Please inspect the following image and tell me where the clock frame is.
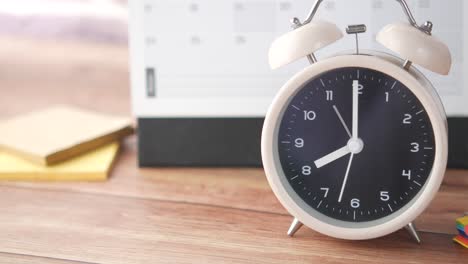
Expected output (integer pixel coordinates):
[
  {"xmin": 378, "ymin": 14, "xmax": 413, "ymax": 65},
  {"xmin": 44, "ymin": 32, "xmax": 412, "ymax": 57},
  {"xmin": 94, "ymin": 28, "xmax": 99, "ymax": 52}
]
[{"xmin": 262, "ymin": 54, "xmax": 447, "ymax": 240}]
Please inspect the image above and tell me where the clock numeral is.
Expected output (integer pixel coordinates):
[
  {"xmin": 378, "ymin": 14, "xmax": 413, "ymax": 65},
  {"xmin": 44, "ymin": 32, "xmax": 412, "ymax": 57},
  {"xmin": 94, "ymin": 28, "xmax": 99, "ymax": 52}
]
[
  {"xmin": 403, "ymin": 114, "xmax": 412, "ymax": 124},
  {"xmin": 303, "ymin": 111, "xmax": 317, "ymax": 121},
  {"xmin": 351, "ymin": 198, "xmax": 360, "ymax": 208},
  {"xmin": 410, "ymin": 142, "xmax": 419, "ymax": 153},
  {"xmin": 380, "ymin": 191, "xmax": 390, "ymax": 201},
  {"xmin": 357, "ymin": 83, "xmax": 364, "ymax": 95},
  {"xmin": 385, "ymin": 92, "xmax": 389, "ymax": 103},
  {"xmin": 320, "ymin": 187, "xmax": 329, "ymax": 198},
  {"xmin": 326, "ymin": 90, "xmax": 334, "ymax": 101},
  {"xmin": 402, "ymin": 169, "xmax": 412, "ymax": 180},
  {"xmin": 294, "ymin": 138, "xmax": 304, "ymax": 148},
  {"xmin": 302, "ymin": 166, "xmax": 312, "ymax": 176}
]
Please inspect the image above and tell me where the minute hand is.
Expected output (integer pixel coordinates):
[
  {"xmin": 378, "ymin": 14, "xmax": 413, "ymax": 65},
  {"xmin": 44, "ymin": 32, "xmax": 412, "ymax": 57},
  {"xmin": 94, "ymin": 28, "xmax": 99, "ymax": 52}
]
[{"xmin": 352, "ymin": 80, "xmax": 360, "ymax": 139}]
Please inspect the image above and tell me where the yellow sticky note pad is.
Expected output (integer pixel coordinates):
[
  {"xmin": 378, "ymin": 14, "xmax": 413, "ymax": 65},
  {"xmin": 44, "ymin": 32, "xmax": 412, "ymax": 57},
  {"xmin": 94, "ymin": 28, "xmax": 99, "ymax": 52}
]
[
  {"xmin": 0, "ymin": 106, "xmax": 133, "ymax": 165},
  {"xmin": 0, "ymin": 142, "xmax": 120, "ymax": 181}
]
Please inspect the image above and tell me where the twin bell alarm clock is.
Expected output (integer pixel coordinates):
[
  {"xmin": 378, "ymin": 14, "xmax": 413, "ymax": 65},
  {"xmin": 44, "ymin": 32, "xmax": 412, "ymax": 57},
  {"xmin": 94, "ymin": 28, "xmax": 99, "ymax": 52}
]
[{"xmin": 262, "ymin": 0, "xmax": 452, "ymax": 242}]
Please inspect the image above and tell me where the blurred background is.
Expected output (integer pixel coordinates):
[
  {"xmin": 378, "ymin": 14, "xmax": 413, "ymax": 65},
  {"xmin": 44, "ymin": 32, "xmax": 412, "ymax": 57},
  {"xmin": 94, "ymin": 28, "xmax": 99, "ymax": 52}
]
[{"xmin": 0, "ymin": 0, "xmax": 130, "ymax": 117}]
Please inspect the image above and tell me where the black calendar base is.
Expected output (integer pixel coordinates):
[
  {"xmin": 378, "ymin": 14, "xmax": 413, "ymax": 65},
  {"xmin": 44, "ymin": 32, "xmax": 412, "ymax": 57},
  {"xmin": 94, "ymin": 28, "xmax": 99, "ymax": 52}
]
[
  {"xmin": 448, "ymin": 118, "xmax": 468, "ymax": 169},
  {"xmin": 137, "ymin": 118, "xmax": 263, "ymax": 167},
  {"xmin": 137, "ymin": 117, "xmax": 468, "ymax": 169}
]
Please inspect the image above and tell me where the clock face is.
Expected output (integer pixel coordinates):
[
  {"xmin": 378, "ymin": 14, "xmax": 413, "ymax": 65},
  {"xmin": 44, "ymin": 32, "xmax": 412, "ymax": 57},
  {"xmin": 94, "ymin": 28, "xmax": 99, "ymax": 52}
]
[{"xmin": 277, "ymin": 67, "xmax": 436, "ymax": 223}]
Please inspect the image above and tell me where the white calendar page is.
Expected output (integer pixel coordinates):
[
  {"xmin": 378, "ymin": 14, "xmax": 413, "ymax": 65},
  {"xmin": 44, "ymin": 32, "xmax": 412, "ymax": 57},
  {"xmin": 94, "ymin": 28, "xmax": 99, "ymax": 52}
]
[{"xmin": 129, "ymin": 0, "xmax": 467, "ymax": 118}]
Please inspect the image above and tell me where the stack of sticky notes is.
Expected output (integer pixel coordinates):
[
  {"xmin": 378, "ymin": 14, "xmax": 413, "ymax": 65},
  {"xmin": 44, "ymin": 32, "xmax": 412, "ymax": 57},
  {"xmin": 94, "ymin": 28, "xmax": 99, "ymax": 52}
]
[
  {"xmin": 454, "ymin": 215, "xmax": 468, "ymax": 248},
  {"xmin": 0, "ymin": 106, "xmax": 134, "ymax": 181}
]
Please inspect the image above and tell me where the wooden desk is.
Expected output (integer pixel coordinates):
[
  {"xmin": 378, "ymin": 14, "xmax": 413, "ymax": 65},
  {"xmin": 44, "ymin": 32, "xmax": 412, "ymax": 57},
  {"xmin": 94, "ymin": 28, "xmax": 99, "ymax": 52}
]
[{"xmin": 0, "ymin": 36, "xmax": 467, "ymax": 263}]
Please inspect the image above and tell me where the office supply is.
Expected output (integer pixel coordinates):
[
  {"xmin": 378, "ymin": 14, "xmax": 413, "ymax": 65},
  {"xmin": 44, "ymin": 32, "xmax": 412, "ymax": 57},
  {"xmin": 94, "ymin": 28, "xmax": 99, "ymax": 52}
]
[
  {"xmin": 454, "ymin": 216, "xmax": 468, "ymax": 248},
  {"xmin": 454, "ymin": 235, "xmax": 468, "ymax": 248},
  {"xmin": 0, "ymin": 105, "xmax": 133, "ymax": 165},
  {"xmin": 0, "ymin": 142, "xmax": 120, "ymax": 181},
  {"xmin": 129, "ymin": 0, "xmax": 467, "ymax": 167},
  {"xmin": 457, "ymin": 216, "xmax": 468, "ymax": 232}
]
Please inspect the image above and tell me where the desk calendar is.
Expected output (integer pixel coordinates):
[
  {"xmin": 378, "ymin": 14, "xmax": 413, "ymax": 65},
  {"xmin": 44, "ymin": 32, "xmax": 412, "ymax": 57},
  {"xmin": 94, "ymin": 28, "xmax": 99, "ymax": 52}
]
[
  {"xmin": 129, "ymin": 0, "xmax": 466, "ymax": 117},
  {"xmin": 129, "ymin": 0, "xmax": 468, "ymax": 167}
]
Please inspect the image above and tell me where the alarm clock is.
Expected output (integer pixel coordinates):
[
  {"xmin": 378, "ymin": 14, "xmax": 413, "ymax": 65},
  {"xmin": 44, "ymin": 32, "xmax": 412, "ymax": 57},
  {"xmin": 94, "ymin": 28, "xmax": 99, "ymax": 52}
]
[{"xmin": 262, "ymin": 0, "xmax": 452, "ymax": 242}]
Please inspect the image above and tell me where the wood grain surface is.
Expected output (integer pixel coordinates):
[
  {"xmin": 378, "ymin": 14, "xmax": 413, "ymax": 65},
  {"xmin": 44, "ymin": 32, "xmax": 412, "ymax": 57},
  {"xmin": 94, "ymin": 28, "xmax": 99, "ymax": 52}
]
[{"xmin": 0, "ymin": 35, "xmax": 467, "ymax": 263}]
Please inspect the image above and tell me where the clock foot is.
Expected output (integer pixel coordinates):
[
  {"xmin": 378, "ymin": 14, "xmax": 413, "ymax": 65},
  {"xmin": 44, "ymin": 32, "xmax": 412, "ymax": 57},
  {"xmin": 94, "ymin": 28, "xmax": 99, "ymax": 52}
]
[
  {"xmin": 405, "ymin": 222, "xmax": 421, "ymax": 244},
  {"xmin": 287, "ymin": 218, "xmax": 303, "ymax": 237}
]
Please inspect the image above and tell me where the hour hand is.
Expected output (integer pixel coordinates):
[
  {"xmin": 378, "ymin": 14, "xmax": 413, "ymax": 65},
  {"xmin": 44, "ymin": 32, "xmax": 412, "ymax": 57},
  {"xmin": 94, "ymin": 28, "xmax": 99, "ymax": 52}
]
[{"xmin": 314, "ymin": 145, "xmax": 351, "ymax": 169}]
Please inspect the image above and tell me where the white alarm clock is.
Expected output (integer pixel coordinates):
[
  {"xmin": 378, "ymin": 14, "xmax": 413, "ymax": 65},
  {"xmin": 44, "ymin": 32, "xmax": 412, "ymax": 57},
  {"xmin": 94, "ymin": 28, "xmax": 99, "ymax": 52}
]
[{"xmin": 262, "ymin": 0, "xmax": 451, "ymax": 242}]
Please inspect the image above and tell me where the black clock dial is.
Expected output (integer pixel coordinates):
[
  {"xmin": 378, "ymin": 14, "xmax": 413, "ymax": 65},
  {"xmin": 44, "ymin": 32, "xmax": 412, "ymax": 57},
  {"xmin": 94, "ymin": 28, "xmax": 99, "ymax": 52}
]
[{"xmin": 277, "ymin": 67, "xmax": 435, "ymax": 222}]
